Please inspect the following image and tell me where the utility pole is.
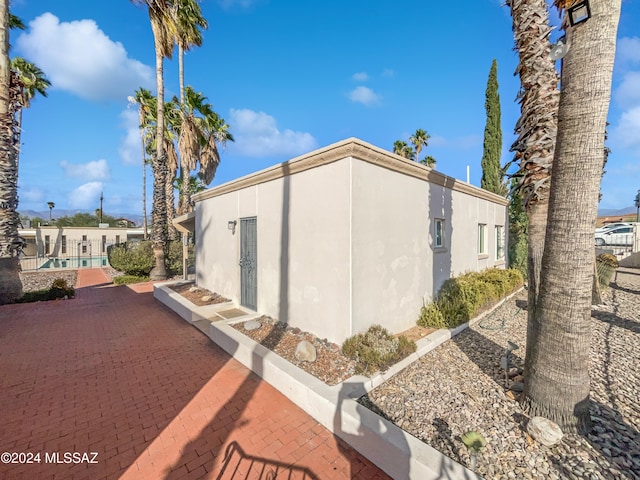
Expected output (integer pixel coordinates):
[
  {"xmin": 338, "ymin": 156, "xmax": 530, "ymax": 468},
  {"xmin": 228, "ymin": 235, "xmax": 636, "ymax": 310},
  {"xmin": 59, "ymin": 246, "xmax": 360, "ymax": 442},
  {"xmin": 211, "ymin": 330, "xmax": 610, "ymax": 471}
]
[{"xmin": 99, "ymin": 192, "xmax": 103, "ymax": 224}]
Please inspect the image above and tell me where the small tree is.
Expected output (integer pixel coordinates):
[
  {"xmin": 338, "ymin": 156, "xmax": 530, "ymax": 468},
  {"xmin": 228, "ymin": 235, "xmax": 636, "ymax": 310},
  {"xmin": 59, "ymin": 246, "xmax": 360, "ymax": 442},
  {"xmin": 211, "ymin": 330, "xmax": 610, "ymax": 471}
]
[{"xmin": 480, "ymin": 59, "xmax": 506, "ymax": 196}]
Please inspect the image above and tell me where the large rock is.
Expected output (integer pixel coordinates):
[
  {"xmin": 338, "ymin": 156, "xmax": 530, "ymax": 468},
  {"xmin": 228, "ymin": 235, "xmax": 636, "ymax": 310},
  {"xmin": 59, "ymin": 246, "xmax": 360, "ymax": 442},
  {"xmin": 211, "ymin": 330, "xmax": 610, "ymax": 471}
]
[
  {"xmin": 527, "ymin": 416, "xmax": 563, "ymax": 446},
  {"xmin": 244, "ymin": 319, "xmax": 261, "ymax": 331},
  {"xmin": 295, "ymin": 340, "xmax": 317, "ymax": 363}
]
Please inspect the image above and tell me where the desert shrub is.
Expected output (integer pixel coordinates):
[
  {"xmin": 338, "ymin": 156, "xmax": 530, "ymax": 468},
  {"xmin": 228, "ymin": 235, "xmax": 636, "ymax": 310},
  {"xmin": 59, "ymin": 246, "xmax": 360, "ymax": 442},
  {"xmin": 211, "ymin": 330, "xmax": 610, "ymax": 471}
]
[
  {"xmin": 113, "ymin": 275, "xmax": 149, "ymax": 285},
  {"xmin": 417, "ymin": 268, "xmax": 524, "ymax": 329},
  {"xmin": 597, "ymin": 253, "xmax": 619, "ymax": 269},
  {"xmin": 108, "ymin": 240, "xmax": 187, "ymax": 277},
  {"xmin": 342, "ymin": 325, "xmax": 417, "ymax": 376},
  {"xmin": 596, "ymin": 253, "xmax": 619, "ymax": 289},
  {"xmin": 107, "ymin": 241, "xmax": 154, "ymax": 276},
  {"xmin": 17, "ymin": 278, "xmax": 75, "ymax": 303},
  {"xmin": 166, "ymin": 240, "xmax": 184, "ymax": 277},
  {"xmin": 418, "ymin": 301, "xmax": 447, "ymax": 329}
]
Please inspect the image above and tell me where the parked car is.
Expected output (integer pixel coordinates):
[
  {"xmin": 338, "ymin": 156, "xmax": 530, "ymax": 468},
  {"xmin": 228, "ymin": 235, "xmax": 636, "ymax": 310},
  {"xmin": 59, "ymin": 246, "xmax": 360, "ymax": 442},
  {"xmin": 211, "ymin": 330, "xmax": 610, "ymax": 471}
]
[
  {"xmin": 594, "ymin": 225, "xmax": 635, "ymax": 246},
  {"xmin": 595, "ymin": 222, "xmax": 632, "ymax": 233}
]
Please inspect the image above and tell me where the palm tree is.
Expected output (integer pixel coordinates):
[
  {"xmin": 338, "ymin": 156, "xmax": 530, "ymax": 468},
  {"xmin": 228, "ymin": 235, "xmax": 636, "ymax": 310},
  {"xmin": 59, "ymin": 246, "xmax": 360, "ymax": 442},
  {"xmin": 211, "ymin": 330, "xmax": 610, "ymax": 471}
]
[
  {"xmin": 171, "ymin": 86, "xmax": 232, "ymax": 215},
  {"xmin": 11, "ymin": 57, "xmax": 50, "ymax": 174},
  {"xmin": 174, "ymin": 174, "xmax": 205, "ymax": 212},
  {"xmin": 420, "ymin": 156, "xmax": 436, "ymax": 168},
  {"xmin": 0, "ymin": 0, "xmax": 23, "ymax": 303},
  {"xmin": 172, "ymin": 0, "xmax": 207, "ymax": 104},
  {"xmin": 47, "ymin": 201, "xmax": 55, "ymax": 223},
  {"xmin": 132, "ymin": 0, "xmax": 176, "ymax": 280},
  {"xmin": 409, "ymin": 129, "xmax": 430, "ymax": 163},
  {"xmin": 521, "ymin": 0, "xmax": 622, "ymax": 433},
  {"xmin": 506, "ymin": 0, "xmax": 559, "ymax": 307},
  {"xmin": 128, "ymin": 88, "xmax": 155, "ymax": 240},
  {"xmin": 392, "ymin": 140, "xmax": 415, "ymax": 160}
]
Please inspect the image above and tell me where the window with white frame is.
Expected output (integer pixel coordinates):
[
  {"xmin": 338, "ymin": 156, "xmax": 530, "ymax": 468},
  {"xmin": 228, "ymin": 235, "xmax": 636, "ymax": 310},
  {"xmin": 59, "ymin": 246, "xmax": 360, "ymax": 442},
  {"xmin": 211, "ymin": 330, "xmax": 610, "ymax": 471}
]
[
  {"xmin": 495, "ymin": 225, "xmax": 505, "ymax": 260},
  {"xmin": 434, "ymin": 218, "xmax": 445, "ymax": 248},
  {"xmin": 478, "ymin": 224, "xmax": 487, "ymax": 255}
]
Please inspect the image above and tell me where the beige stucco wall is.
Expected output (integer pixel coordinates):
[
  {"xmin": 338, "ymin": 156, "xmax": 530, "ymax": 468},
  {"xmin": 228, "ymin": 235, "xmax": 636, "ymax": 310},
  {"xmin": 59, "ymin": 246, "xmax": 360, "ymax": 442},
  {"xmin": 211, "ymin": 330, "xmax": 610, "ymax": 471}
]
[
  {"xmin": 194, "ymin": 138, "xmax": 509, "ymax": 345},
  {"xmin": 19, "ymin": 226, "xmax": 133, "ymax": 257},
  {"xmin": 350, "ymin": 159, "xmax": 508, "ymax": 337},
  {"xmin": 196, "ymin": 160, "xmax": 352, "ymax": 343}
]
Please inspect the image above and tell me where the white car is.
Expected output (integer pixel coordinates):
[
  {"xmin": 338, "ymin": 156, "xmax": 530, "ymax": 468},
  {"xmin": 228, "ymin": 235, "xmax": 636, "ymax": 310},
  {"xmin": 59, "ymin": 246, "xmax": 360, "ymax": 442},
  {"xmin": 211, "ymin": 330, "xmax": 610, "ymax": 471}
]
[
  {"xmin": 595, "ymin": 222, "xmax": 631, "ymax": 233},
  {"xmin": 594, "ymin": 225, "xmax": 635, "ymax": 246}
]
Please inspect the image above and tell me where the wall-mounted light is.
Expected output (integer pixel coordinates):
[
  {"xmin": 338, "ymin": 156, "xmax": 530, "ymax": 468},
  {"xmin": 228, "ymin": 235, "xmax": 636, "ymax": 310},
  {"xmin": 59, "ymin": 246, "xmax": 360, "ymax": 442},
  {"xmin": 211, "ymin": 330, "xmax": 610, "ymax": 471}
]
[
  {"xmin": 568, "ymin": 0, "xmax": 591, "ymax": 26},
  {"xmin": 227, "ymin": 220, "xmax": 237, "ymax": 234}
]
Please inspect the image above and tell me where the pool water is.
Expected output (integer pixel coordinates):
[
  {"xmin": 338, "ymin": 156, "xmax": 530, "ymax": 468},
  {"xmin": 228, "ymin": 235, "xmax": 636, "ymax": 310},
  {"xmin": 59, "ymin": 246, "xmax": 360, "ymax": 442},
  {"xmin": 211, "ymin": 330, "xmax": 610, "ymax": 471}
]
[{"xmin": 39, "ymin": 257, "xmax": 109, "ymax": 269}]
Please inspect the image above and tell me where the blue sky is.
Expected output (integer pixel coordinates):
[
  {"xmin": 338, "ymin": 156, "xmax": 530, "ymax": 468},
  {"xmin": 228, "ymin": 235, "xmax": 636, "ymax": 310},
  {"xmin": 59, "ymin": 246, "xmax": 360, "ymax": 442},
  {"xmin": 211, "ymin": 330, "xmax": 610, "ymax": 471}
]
[{"xmin": 9, "ymin": 0, "xmax": 640, "ymax": 216}]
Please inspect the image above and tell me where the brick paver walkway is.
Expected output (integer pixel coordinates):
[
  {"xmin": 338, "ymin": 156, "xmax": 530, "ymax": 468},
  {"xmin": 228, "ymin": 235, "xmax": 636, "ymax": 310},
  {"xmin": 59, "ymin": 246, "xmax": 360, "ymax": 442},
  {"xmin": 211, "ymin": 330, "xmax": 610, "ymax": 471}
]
[{"xmin": 0, "ymin": 269, "xmax": 389, "ymax": 480}]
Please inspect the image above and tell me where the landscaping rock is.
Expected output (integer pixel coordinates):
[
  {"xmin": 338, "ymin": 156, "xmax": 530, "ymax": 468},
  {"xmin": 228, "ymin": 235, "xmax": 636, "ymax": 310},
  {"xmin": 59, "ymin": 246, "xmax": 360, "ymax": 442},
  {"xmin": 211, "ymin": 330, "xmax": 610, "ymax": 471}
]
[
  {"xmin": 201, "ymin": 295, "xmax": 212, "ymax": 302},
  {"xmin": 295, "ymin": 340, "xmax": 317, "ymax": 363},
  {"xmin": 244, "ymin": 319, "xmax": 261, "ymax": 331},
  {"xmin": 189, "ymin": 286, "xmax": 199, "ymax": 293},
  {"xmin": 510, "ymin": 381, "xmax": 524, "ymax": 392},
  {"xmin": 527, "ymin": 416, "xmax": 563, "ymax": 447}
]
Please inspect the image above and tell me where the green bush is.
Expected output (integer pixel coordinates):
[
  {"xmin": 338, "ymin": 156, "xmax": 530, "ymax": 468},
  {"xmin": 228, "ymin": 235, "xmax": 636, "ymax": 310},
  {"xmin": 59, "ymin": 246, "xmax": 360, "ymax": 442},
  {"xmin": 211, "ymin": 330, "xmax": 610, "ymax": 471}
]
[
  {"xmin": 108, "ymin": 240, "xmax": 188, "ymax": 277},
  {"xmin": 342, "ymin": 325, "xmax": 417, "ymax": 376},
  {"xmin": 17, "ymin": 278, "xmax": 75, "ymax": 303},
  {"xmin": 113, "ymin": 275, "xmax": 149, "ymax": 285},
  {"xmin": 596, "ymin": 253, "xmax": 619, "ymax": 289},
  {"xmin": 417, "ymin": 268, "xmax": 524, "ymax": 329}
]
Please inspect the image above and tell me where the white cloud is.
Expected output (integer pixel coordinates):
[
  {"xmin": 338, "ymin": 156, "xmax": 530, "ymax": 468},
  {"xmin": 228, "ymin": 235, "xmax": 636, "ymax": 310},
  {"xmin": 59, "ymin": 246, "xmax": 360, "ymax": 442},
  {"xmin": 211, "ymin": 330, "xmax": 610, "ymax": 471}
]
[
  {"xmin": 615, "ymin": 71, "xmax": 640, "ymax": 105},
  {"xmin": 68, "ymin": 182, "xmax": 104, "ymax": 209},
  {"xmin": 15, "ymin": 13, "xmax": 153, "ymax": 101},
  {"xmin": 616, "ymin": 37, "xmax": 640, "ymax": 66},
  {"xmin": 119, "ymin": 109, "xmax": 142, "ymax": 166},
  {"xmin": 20, "ymin": 187, "xmax": 44, "ymax": 203},
  {"xmin": 382, "ymin": 68, "xmax": 395, "ymax": 77},
  {"xmin": 348, "ymin": 86, "xmax": 381, "ymax": 106},
  {"xmin": 611, "ymin": 105, "xmax": 640, "ymax": 153},
  {"xmin": 352, "ymin": 72, "xmax": 369, "ymax": 82},
  {"xmin": 228, "ymin": 108, "xmax": 318, "ymax": 158},
  {"xmin": 60, "ymin": 159, "xmax": 111, "ymax": 181}
]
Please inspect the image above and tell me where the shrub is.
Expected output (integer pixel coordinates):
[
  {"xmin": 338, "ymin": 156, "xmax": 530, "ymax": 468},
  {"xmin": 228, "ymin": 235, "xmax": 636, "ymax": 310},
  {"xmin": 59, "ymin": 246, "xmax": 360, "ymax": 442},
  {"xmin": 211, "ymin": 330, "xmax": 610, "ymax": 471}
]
[
  {"xmin": 417, "ymin": 268, "xmax": 524, "ymax": 329},
  {"xmin": 17, "ymin": 278, "xmax": 75, "ymax": 303},
  {"xmin": 108, "ymin": 240, "xmax": 187, "ymax": 277},
  {"xmin": 107, "ymin": 241, "xmax": 155, "ymax": 277},
  {"xmin": 418, "ymin": 301, "xmax": 447, "ymax": 329},
  {"xmin": 596, "ymin": 253, "xmax": 619, "ymax": 289},
  {"xmin": 342, "ymin": 325, "xmax": 417, "ymax": 376},
  {"xmin": 113, "ymin": 275, "xmax": 149, "ymax": 285}
]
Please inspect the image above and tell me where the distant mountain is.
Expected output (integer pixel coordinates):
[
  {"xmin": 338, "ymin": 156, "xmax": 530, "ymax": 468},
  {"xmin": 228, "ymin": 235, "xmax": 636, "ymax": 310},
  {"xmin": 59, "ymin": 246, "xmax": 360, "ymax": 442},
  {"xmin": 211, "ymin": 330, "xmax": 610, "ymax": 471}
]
[
  {"xmin": 598, "ymin": 206, "xmax": 636, "ymax": 217},
  {"xmin": 19, "ymin": 210, "xmax": 145, "ymax": 227}
]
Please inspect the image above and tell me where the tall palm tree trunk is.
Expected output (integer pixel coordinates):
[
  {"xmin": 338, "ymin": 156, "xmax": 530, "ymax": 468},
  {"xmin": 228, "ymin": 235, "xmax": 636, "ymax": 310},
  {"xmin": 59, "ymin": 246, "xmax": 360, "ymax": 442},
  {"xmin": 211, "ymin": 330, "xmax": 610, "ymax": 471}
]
[
  {"xmin": 149, "ymin": 28, "xmax": 168, "ymax": 280},
  {"xmin": 0, "ymin": 0, "xmax": 23, "ymax": 303},
  {"xmin": 140, "ymin": 130, "xmax": 148, "ymax": 240},
  {"xmin": 523, "ymin": 0, "xmax": 621, "ymax": 433}
]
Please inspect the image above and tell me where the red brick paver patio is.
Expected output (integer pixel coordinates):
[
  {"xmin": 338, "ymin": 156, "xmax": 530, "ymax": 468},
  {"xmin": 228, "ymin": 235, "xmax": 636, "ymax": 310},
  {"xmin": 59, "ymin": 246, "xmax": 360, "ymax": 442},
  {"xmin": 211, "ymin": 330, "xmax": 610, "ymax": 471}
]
[{"xmin": 0, "ymin": 269, "xmax": 389, "ymax": 480}]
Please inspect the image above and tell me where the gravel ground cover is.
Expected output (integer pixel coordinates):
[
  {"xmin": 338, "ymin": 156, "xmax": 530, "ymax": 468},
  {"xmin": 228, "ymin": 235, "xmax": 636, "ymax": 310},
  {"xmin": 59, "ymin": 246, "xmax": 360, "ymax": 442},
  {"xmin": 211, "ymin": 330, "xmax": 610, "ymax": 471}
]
[
  {"xmin": 232, "ymin": 316, "xmax": 357, "ymax": 386},
  {"xmin": 361, "ymin": 269, "xmax": 640, "ymax": 480},
  {"xmin": 19, "ymin": 270, "xmax": 78, "ymax": 293}
]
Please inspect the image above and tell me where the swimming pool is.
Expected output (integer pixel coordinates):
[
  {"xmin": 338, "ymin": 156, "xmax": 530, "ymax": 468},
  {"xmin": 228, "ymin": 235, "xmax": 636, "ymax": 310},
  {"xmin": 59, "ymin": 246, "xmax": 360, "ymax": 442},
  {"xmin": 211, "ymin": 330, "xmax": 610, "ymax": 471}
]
[{"xmin": 39, "ymin": 256, "xmax": 110, "ymax": 269}]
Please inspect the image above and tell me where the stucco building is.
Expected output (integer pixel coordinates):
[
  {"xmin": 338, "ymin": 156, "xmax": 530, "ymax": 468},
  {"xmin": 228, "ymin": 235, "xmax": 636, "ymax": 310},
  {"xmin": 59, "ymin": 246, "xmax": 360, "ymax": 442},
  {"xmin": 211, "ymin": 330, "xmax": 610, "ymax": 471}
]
[{"xmin": 189, "ymin": 138, "xmax": 509, "ymax": 344}]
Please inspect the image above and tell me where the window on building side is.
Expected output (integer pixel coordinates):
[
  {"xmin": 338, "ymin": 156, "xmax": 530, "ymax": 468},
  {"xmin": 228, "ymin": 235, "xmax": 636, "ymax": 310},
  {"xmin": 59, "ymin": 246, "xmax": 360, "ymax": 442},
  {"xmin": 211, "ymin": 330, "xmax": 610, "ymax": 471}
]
[
  {"xmin": 496, "ymin": 225, "xmax": 505, "ymax": 260},
  {"xmin": 61, "ymin": 235, "xmax": 66, "ymax": 254},
  {"xmin": 478, "ymin": 224, "xmax": 487, "ymax": 255},
  {"xmin": 434, "ymin": 219, "xmax": 444, "ymax": 248}
]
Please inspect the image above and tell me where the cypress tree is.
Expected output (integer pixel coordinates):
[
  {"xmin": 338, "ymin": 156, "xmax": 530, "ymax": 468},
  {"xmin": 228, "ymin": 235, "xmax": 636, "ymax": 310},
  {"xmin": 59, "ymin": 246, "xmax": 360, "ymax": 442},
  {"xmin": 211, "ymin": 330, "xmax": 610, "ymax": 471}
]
[{"xmin": 480, "ymin": 59, "xmax": 506, "ymax": 195}]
